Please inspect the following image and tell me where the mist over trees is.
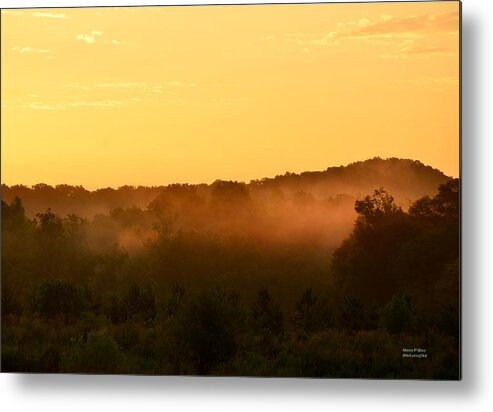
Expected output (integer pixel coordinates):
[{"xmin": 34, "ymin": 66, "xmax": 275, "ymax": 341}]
[
  {"xmin": 2, "ymin": 157, "xmax": 448, "ymax": 215},
  {"xmin": 1, "ymin": 158, "xmax": 450, "ymax": 252},
  {"xmin": 1, "ymin": 158, "xmax": 459, "ymax": 378}
]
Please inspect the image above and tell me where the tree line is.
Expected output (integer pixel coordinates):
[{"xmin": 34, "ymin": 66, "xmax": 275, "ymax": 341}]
[{"xmin": 1, "ymin": 178, "xmax": 459, "ymax": 378}]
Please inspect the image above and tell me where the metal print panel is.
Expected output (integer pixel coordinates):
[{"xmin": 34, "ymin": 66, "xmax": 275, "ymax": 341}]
[{"xmin": 0, "ymin": 1, "xmax": 460, "ymax": 379}]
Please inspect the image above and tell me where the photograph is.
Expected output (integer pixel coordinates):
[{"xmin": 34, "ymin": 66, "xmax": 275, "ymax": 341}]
[{"xmin": 1, "ymin": 0, "xmax": 460, "ymax": 379}]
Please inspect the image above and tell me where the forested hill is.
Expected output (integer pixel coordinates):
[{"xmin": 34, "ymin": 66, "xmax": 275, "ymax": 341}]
[
  {"xmin": 1, "ymin": 157, "xmax": 450, "ymax": 219},
  {"xmin": 251, "ymin": 157, "xmax": 450, "ymax": 203}
]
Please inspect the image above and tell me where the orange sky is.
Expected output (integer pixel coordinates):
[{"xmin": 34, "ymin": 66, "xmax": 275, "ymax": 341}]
[{"xmin": 1, "ymin": 1, "xmax": 460, "ymax": 189}]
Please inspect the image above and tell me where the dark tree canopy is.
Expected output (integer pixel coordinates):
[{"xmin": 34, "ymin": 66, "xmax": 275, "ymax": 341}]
[
  {"xmin": 1, "ymin": 171, "xmax": 459, "ymax": 378},
  {"xmin": 331, "ymin": 179, "xmax": 459, "ymax": 308}
]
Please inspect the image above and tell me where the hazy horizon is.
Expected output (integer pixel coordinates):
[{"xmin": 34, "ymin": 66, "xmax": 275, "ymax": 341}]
[{"xmin": 1, "ymin": 156, "xmax": 455, "ymax": 191}]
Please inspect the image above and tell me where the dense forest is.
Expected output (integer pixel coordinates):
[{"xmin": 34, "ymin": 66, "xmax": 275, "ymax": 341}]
[{"xmin": 1, "ymin": 158, "xmax": 460, "ymax": 378}]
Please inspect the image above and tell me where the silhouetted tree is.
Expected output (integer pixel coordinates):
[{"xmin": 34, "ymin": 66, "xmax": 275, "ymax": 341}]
[
  {"xmin": 1, "ymin": 197, "xmax": 26, "ymax": 230},
  {"xmin": 332, "ymin": 188, "xmax": 416, "ymax": 303},
  {"xmin": 102, "ymin": 291, "xmax": 128, "ymax": 324},
  {"xmin": 378, "ymin": 294, "xmax": 413, "ymax": 334},
  {"xmin": 172, "ymin": 288, "xmax": 241, "ymax": 374},
  {"xmin": 339, "ymin": 296, "xmax": 366, "ymax": 332},
  {"xmin": 31, "ymin": 279, "xmax": 91, "ymax": 321},
  {"xmin": 62, "ymin": 330, "xmax": 123, "ymax": 374},
  {"xmin": 291, "ymin": 288, "xmax": 330, "ymax": 338},
  {"xmin": 251, "ymin": 287, "xmax": 283, "ymax": 336},
  {"xmin": 125, "ymin": 283, "xmax": 157, "ymax": 322},
  {"xmin": 1, "ymin": 284, "xmax": 21, "ymax": 317},
  {"xmin": 164, "ymin": 284, "xmax": 186, "ymax": 317}
]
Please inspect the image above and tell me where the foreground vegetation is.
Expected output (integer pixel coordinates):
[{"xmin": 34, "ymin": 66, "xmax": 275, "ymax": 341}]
[{"xmin": 1, "ymin": 174, "xmax": 459, "ymax": 378}]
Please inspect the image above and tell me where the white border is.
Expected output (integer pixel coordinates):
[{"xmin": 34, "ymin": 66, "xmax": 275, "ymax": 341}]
[{"xmin": 2, "ymin": 1, "xmax": 493, "ymax": 411}]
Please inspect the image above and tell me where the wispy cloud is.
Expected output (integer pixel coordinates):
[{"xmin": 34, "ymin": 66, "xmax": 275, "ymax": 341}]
[
  {"xmin": 32, "ymin": 12, "xmax": 68, "ymax": 19},
  {"xmin": 350, "ymin": 11, "xmax": 458, "ymax": 39},
  {"xmin": 76, "ymin": 30, "xmax": 103, "ymax": 44},
  {"xmin": 380, "ymin": 45, "xmax": 454, "ymax": 59},
  {"xmin": 68, "ymin": 98, "xmax": 141, "ymax": 108},
  {"xmin": 104, "ymin": 39, "xmax": 135, "ymax": 46},
  {"xmin": 12, "ymin": 46, "xmax": 50, "ymax": 54},
  {"xmin": 270, "ymin": 10, "xmax": 458, "ymax": 59},
  {"xmin": 64, "ymin": 81, "xmax": 197, "ymax": 96},
  {"xmin": 75, "ymin": 31, "xmax": 134, "ymax": 46},
  {"xmin": 1, "ymin": 10, "xmax": 24, "ymax": 16},
  {"xmin": 96, "ymin": 83, "xmax": 142, "ymax": 88},
  {"xmin": 27, "ymin": 101, "xmax": 64, "ymax": 111},
  {"xmin": 12, "ymin": 80, "xmax": 202, "ymax": 111},
  {"xmin": 26, "ymin": 98, "xmax": 142, "ymax": 111},
  {"xmin": 96, "ymin": 82, "xmax": 163, "ymax": 93},
  {"xmin": 168, "ymin": 81, "xmax": 197, "ymax": 88}
]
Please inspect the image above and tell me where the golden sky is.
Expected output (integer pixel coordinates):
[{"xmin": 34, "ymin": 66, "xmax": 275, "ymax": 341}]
[{"xmin": 1, "ymin": 1, "xmax": 460, "ymax": 189}]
